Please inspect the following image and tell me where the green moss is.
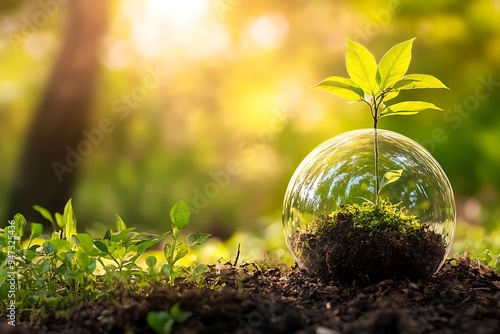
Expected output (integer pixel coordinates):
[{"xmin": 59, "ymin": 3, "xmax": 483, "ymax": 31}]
[{"xmin": 332, "ymin": 199, "xmax": 420, "ymax": 236}]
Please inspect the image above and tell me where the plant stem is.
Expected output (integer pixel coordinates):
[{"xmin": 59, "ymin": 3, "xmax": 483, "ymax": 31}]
[
  {"xmin": 373, "ymin": 108, "xmax": 380, "ymax": 208},
  {"xmin": 169, "ymin": 230, "xmax": 178, "ymax": 266},
  {"xmin": 374, "ymin": 125, "xmax": 380, "ymax": 207}
]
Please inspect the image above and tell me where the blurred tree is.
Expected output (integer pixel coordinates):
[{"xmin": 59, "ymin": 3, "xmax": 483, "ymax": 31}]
[{"xmin": 8, "ymin": 0, "xmax": 108, "ymax": 225}]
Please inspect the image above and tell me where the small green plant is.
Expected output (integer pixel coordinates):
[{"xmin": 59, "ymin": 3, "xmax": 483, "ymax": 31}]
[
  {"xmin": 315, "ymin": 38, "xmax": 448, "ymax": 207},
  {"xmin": 162, "ymin": 200, "xmax": 211, "ymax": 285},
  {"xmin": 147, "ymin": 303, "xmax": 192, "ymax": 334},
  {"xmin": 0, "ymin": 199, "xmax": 210, "ymax": 319},
  {"xmin": 284, "ymin": 38, "xmax": 454, "ymax": 284}
]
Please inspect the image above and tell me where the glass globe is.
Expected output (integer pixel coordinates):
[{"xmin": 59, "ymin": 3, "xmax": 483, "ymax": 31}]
[{"xmin": 283, "ymin": 129, "xmax": 456, "ymax": 282}]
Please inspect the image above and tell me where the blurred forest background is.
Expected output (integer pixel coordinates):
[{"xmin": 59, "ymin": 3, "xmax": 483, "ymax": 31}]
[{"xmin": 1, "ymin": 0, "xmax": 499, "ymax": 257}]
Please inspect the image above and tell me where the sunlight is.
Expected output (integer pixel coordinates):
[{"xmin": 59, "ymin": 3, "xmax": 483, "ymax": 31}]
[
  {"xmin": 243, "ymin": 14, "xmax": 289, "ymax": 52},
  {"xmin": 143, "ymin": 0, "xmax": 209, "ymax": 26},
  {"xmin": 117, "ymin": 0, "xmax": 228, "ymax": 60}
]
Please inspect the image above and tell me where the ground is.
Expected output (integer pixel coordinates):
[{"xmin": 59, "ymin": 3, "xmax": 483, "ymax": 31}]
[{"xmin": 3, "ymin": 254, "xmax": 499, "ymax": 334}]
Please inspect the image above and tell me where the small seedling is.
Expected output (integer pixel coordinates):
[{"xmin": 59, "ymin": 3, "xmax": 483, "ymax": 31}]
[
  {"xmin": 147, "ymin": 303, "xmax": 192, "ymax": 334},
  {"xmin": 162, "ymin": 200, "xmax": 211, "ymax": 285},
  {"xmin": 315, "ymin": 38, "xmax": 448, "ymax": 206},
  {"xmin": 285, "ymin": 38, "xmax": 453, "ymax": 284}
]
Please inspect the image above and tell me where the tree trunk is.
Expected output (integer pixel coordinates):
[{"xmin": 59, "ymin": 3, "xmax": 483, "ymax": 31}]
[{"xmin": 8, "ymin": 0, "xmax": 108, "ymax": 224}]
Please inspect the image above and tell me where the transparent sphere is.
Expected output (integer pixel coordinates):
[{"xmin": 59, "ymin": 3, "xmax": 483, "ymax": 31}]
[{"xmin": 283, "ymin": 129, "xmax": 456, "ymax": 282}]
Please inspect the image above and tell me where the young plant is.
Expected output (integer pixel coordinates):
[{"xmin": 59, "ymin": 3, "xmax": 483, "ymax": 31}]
[
  {"xmin": 147, "ymin": 303, "xmax": 192, "ymax": 334},
  {"xmin": 162, "ymin": 200, "xmax": 211, "ymax": 285},
  {"xmin": 315, "ymin": 38, "xmax": 448, "ymax": 207},
  {"xmin": 93, "ymin": 213, "xmax": 169, "ymax": 284}
]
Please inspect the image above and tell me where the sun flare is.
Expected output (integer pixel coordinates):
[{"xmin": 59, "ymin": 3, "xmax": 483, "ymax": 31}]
[{"xmin": 144, "ymin": 0, "xmax": 209, "ymax": 26}]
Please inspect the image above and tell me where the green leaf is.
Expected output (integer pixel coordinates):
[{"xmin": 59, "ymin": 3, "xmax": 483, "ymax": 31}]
[
  {"xmin": 186, "ymin": 233, "xmax": 211, "ymax": 247},
  {"xmin": 161, "ymin": 263, "xmax": 172, "ymax": 276},
  {"xmin": 170, "ymin": 200, "xmax": 190, "ymax": 231},
  {"xmin": 71, "ymin": 235, "xmax": 80, "ymax": 247},
  {"xmin": 136, "ymin": 238, "xmax": 164, "ymax": 254},
  {"xmin": 26, "ymin": 248, "xmax": 37, "ymax": 261},
  {"xmin": 346, "ymin": 39, "xmax": 379, "ymax": 95},
  {"xmin": 384, "ymin": 169, "xmax": 403, "ymax": 181},
  {"xmin": 62, "ymin": 199, "xmax": 77, "ymax": 248},
  {"xmin": 75, "ymin": 251, "xmax": 96, "ymax": 273},
  {"xmin": 110, "ymin": 227, "xmax": 136, "ymax": 242},
  {"xmin": 174, "ymin": 243, "xmax": 188, "ymax": 263},
  {"xmin": 146, "ymin": 255, "xmax": 157, "ymax": 268},
  {"xmin": 314, "ymin": 76, "xmax": 364, "ymax": 101},
  {"xmin": 393, "ymin": 73, "xmax": 449, "ymax": 90},
  {"xmin": 376, "ymin": 38, "xmax": 415, "ymax": 89},
  {"xmin": 29, "ymin": 223, "xmax": 43, "ymax": 242},
  {"xmin": 75, "ymin": 233, "xmax": 95, "ymax": 253},
  {"xmin": 382, "ymin": 89, "xmax": 399, "ymax": 102},
  {"xmin": 115, "ymin": 214, "xmax": 127, "ymax": 232},
  {"xmin": 63, "ymin": 270, "xmax": 80, "ymax": 280},
  {"xmin": 14, "ymin": 213, "xmax": 26, "ymax": 239},
  {"xmin": 103, "ymin": 229, "xmax": 112, "ymax": 240},
  {"xmin": 94, "ymin": 240, "xmax": 108, "ymax": 253},
  {"xmin": 33, "ymin": 205, "xmax": 55, "ymax": 226},
  {"xmin": 380, "ymin": 101, "xmax": 442, "ymax": 117},
  {"xmin": 37, "ymin": 258, "xmax": 50, "ymax": 274},
  {"xmin": 169, "ymin": 303, "xmax": 192, "ymax": 323},
  {"xmin": 55, "ymin": 212, "xmax": 64, "ymax": 229},
  {"xmin": 42, "ymin": 241, "xmax": 56, "ymax": 254},
  {"xmin": 164, "ymin": 243, "xmax": 174, "ymax": 263},
  {"xmin": 379, "ymin": 169, "xmax": 403, "ymax": 193},
  {"xmin": 128, "ymin": 231, "xmax": 164, "ymax": 242},
  {"xmin": 147, "ymin": 311, "xmax": 174, "ymax": 334},
  {"xmin": 87, "ymin": 258, "xmax": 97, "ymax": 273}
]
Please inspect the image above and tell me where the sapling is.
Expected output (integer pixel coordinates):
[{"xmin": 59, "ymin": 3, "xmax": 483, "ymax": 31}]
[
  {"xmin": 315, "ymin": 38, "xmax": 448, "ymax": 207},
  {"xmin": 162, "ymin": 200, "xmax": 211, "ymax": 285},
  {"xmin": 284, "ymin": 38, "xmax": 454, "ymax": 284}
]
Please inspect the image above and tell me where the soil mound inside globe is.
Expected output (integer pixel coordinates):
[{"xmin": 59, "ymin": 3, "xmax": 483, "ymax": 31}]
[{"xmin": 291, "ymin": 204, "xmax": 446, "ymax": 284}]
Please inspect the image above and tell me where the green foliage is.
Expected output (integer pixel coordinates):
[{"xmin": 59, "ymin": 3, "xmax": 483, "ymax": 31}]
[
  {"xmin": 170, "ymin": 200, "xmax": 191, "ymax": 232},
  {"xmin": 333, "ymin": 199, "xmax": 421, "ymax": 236},
  {"xmin": 379, "ymin": 169, "xmax": 403, "ymax": 195},
  {"xmin": 147, "ymin": 303, "xmax": 192, "ymax": 334},
  {"xmin": 0, "ymin": 199, "xmax": 210, "ymax": 319},
  {"xmin": 163, "ymin": 200, "xmax": 211, "ymax": 285},
  {"xmin": 316, "ymin": 39, "xmax": 448, "ymax": 207},
  {"xmin": 315, "ymin": 38, "xmax": 448, "ymax": 124}
]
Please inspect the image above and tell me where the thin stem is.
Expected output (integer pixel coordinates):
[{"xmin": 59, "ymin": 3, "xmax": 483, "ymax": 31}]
[
  {"xmin": 168, "ymin": 230, "xmax": 178, "ymax": 266},
  {"xmin": 374, "ymin": 121, "xmax": 380, "ymax": 207},
  {"xmin": 363, "ymin": 99, "xmax": 375, "ymax": 119},
  {"xmin": 373, "ymin": 102, "xmax": 380, "ymax": 208}
]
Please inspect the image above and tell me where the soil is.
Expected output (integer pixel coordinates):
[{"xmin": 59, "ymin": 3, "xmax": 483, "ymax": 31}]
[
  {"xmin": 291, "ymin": 211, "xmax": 446, "ymax": 284},
  {"xmin": 2, "ymin": 254, "xmax": 499, "ymax": 334}
]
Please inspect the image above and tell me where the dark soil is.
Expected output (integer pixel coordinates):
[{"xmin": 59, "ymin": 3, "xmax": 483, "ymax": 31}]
[
  {"xmin": 2, "ymin": 254, "xmax": 499, "ymax": 334},
  {"xmin": 292, "ymin": 212, "xmax": 446, "ymax": 284}
]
